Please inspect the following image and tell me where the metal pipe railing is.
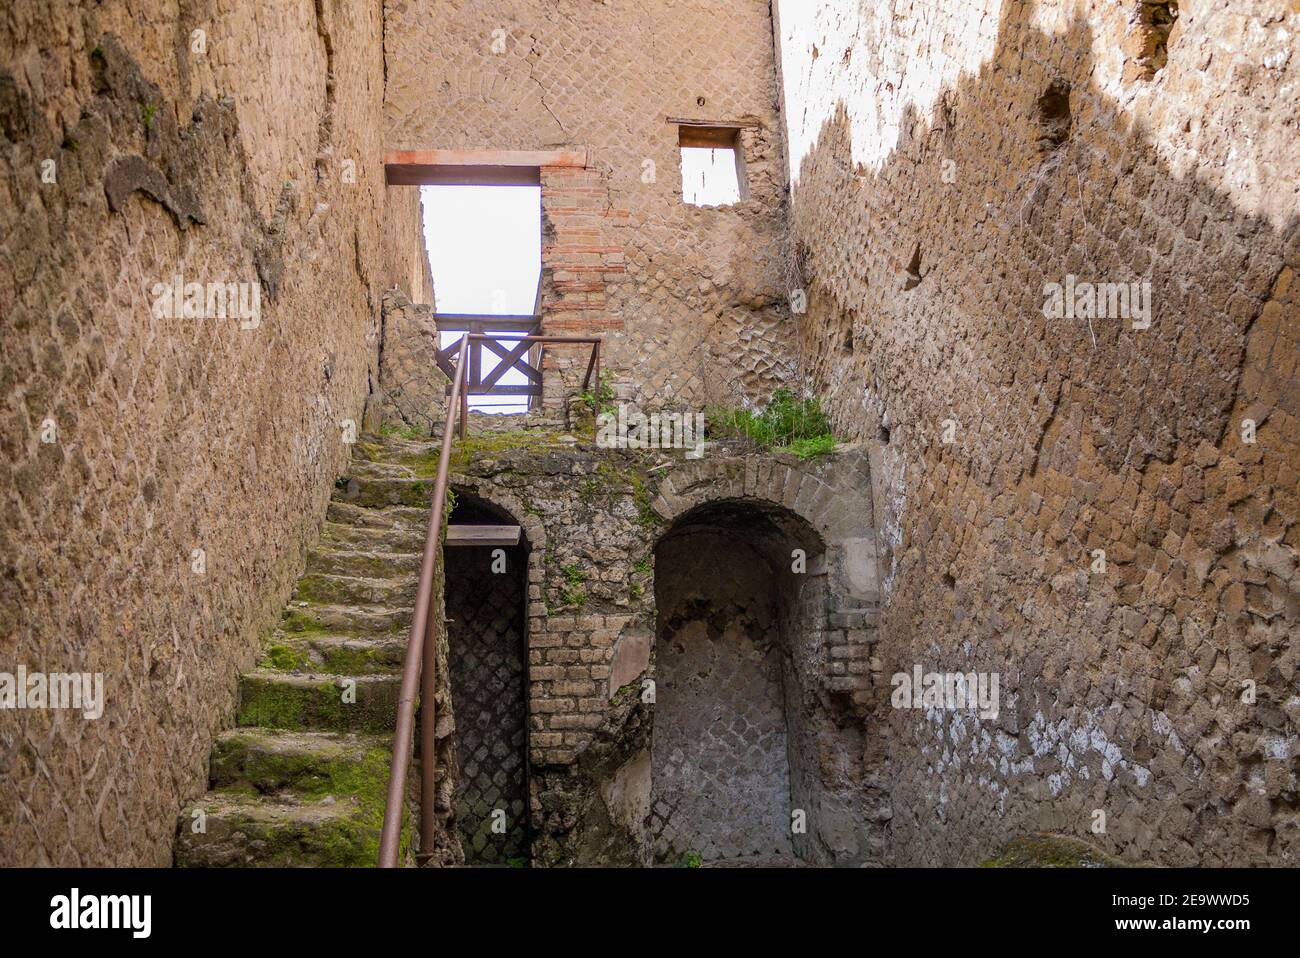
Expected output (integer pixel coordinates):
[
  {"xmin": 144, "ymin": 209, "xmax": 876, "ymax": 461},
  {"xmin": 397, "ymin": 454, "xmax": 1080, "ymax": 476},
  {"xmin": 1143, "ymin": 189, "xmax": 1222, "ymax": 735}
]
[
  {"xmin": 377, "ymin": 335, "xmax": 469, "ymax": 868},
  {"xmin": 376, "ymin": 333, "xmax": 601, "ymax": 867}
]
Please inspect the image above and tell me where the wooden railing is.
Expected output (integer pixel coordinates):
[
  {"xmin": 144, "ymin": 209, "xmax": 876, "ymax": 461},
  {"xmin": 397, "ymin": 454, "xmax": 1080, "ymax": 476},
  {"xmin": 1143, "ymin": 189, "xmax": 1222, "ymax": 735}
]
[
  {"xmin": 435, "ymin": 315, "xmax": 544, "ymax": 405},
  {"xmin": 376, "ymin": 332, "xmax": 601, "ymax": 867}
]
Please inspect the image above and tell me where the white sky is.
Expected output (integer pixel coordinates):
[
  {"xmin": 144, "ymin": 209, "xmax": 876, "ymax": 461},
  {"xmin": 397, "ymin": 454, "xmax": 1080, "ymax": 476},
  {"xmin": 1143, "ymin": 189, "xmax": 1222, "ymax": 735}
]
[
  {"xmin": 421, "ymin": 185, "xmax": 541, "ymax": 412},
  {"xmin": 681, "ymin": 147, "xmax": 741, "ymax": 205}
]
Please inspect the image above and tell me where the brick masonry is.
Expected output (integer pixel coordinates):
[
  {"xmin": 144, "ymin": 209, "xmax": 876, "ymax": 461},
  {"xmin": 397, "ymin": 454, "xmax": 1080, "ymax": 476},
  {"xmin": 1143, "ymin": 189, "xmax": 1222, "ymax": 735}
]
[
  {"xmin": 383, "ymin": 0, "xmax": 798, "ymax": 410},
  {"xmin": 5, "ymin": 0, "xmax": 1295, "ymax": 870},
  {"xmin": 443, "ymin": 428, "xmax": 883, "ymax": 864},
  {"xmin": 774, "ymin": 0, "xmax": 1299, "ymax": 865}
]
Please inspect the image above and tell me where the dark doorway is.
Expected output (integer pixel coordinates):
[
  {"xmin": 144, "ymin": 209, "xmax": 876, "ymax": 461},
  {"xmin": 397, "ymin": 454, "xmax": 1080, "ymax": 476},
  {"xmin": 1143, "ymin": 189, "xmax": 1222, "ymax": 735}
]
[
  {"xmin": 650, "ymin": 498, "xmax": 847, "ymax": 865},
  {"xmin": 444, "ymin": 492, "xmax": 530, "ymax": 864}
]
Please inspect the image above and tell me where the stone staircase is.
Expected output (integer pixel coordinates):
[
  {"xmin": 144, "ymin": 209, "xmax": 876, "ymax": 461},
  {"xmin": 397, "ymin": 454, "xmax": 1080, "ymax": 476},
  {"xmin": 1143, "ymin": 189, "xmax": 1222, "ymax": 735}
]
[{"xmin": 174, "ymin": 437, "xmax": 448, "ymax": 867}]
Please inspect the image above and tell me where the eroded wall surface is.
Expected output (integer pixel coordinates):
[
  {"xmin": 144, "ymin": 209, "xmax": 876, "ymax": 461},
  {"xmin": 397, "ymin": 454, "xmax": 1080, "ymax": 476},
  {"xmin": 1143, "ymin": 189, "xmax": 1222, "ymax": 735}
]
[
  {"xmin": 440, "ymin": 425, "xmax": 883, "ymax": 865},
  {"xmin": 775, "ymin": 0, "xmax": 1299, "ymax": 865},
  {"xmin": 383, "ymin": 0, "xmax": 796, "ymax": 409},
  {"xmin": 0, "ymin": 0, "xmax": 423, "ymax": 865},
  {"xmin": 652, "ymin": 531, "xmax": 796, "ymax": 863}
]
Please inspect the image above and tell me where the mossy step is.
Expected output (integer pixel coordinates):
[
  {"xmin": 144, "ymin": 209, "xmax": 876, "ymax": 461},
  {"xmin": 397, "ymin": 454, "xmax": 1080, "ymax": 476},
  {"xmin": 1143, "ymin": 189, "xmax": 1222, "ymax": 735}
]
[
  {"xmin": 320, "ymin": 518, "xmax": 425, "ymax": 553},
  {"xmin": 279, "ymin": 602, "xmax": 413, "ymax": 637},
  {"xmin": 262, "ymin": 634, "xmax": 406, "ymax": 675},
  {"xmin": 306, "ymin": 547, "xmax": 422, "ymax": 579},
  {"xmin": 333, "ymin": 474, "xmax": 440, "ymax": 509},
  {"xmin": 237, "ymin": 670, "xmax": 403, "ymax": 733},
  {"xmin": 174, "ymin": 789, "xmax": 399, "ymax": 867},
  {"xmin": 380, "ymin": 430, "xmax": 574, "ymax": 474},
  {"xmin": 325, "ymin": 500, "xmax": 428, "ymax": 530},
  {"xmin": 342, "ymin": 458, "xmax": 425, "ymax": 480},
  {"xmin": 978, "ymin": 834, "xmax": 1132, "ymax": 868},
  {"xmin": 293, "ymin": 572, "xmax": 417, "ymax": 607},
  {"xmin": 209, "ymin": 728, "xmax": 392, "ymax": 796}
]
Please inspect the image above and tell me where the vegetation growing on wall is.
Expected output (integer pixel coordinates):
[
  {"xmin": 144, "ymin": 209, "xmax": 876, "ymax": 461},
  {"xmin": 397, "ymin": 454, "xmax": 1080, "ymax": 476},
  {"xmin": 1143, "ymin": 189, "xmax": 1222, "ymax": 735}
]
[{"xmin": 708, "ymin": 387, "xmax": 837, "ymax": 459}]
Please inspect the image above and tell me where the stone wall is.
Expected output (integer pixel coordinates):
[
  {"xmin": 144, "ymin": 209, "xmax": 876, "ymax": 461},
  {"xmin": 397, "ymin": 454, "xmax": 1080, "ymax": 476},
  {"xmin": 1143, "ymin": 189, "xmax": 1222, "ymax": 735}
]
[
  {"xmin": 378, "ymin": 290, "xmax": 444, "ymax": 434},
  {"xmin": 652, "ymin": 530, "xmax": 797, "ymax": 863},
  {"xmin": 774, "ymin": 0, "xmax": 1299, "ymax": 866},
  {"xmin": 384, "ymin": 187, "xmax": 434, "ymax": 307},
  {"xmin": 437, "ymin": 424, "xmax": 884, "ymax": 864},
  {"xmin": 0, "ymin": 0, "xmax": 419, "ymax": 865},
  {"xmin": 383, "ymin": 0, "xmax": 797, "ymax": 409}
]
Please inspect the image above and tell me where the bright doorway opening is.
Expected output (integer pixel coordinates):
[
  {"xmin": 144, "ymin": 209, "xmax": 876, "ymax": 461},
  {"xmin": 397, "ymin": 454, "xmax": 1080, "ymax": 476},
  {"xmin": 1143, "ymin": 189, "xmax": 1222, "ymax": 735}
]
[{"xmin": 422, "ymin": 185, "xmax": 542, "ymax": 413}]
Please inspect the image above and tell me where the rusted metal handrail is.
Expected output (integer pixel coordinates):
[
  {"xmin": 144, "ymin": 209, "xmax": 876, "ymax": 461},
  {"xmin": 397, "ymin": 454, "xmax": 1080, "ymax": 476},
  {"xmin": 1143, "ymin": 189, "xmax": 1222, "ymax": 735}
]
[
  {"xmin": 377, "ymin": 334, "xmax": 469, "ymax": 867},
  {"xmin": 376, "ymin": 332, "xmax": 601, "ymax": 867}
]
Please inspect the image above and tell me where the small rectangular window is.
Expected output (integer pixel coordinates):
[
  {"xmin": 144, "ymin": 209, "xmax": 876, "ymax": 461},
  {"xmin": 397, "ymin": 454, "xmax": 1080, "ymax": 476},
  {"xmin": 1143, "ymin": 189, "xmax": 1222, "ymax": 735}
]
[{"xmin": 678, "ymin": 125, "xmax": 745, "ymax": 207}]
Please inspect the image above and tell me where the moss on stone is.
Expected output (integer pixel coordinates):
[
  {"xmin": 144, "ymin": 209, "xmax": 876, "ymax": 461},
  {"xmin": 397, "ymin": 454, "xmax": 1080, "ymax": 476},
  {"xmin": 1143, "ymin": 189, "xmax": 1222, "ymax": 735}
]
[
  {"xmin": 590, "ymin": 462, "xmax": 658, "ymax": 528},
  {"xmin": 280, "ymin": 607, "xmax": 328, "ymax": 634},
  {"xmin": 351, "ymin": 439, "xmax": 387, "ymax": 462},
  {"xmin": 236, "ymin": 674, "xmax": 398, "ymax": 733},
  {"xmin": 314, "ymin": 645, "xmax": 382, "ymax": 675},
  {"xmin": 262, "ymin": 644, "xmax": 302, "ymax": 671},
  {"xmin": 393, "ymin": 429, "xmax": 568, "ymax": 477},
  {"xmin": 262, "ymin": 638, "xmax": 388, "ymax": 675},
  {"xmin": 293, "ymin": 572, "xmax": 408, "ymax": 606},
  {"xmin": 978, "ymin": 834, "xmax": 1129, "ymax": 868}
]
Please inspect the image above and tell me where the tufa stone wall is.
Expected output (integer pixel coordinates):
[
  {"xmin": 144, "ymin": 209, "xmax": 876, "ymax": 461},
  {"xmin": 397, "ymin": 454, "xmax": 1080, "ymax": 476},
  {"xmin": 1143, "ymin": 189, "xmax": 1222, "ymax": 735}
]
[
  {"xmin": 383, "ymin": 0, "xmax": 797, "ymax": 409},
  {"xmin": 378, "ymin": 289, "xmax": 444, "ymax": 434},
  {"xmin": 0, "ymin": 0, "xmax": 428, "ymax": 865},
  {"xmin": 424, "ymin": 422, "xmax": 883, "ymax": 865},
  {"xmin": 774, "ymin": 0, "xmax": 1299, "ymax": 865}
]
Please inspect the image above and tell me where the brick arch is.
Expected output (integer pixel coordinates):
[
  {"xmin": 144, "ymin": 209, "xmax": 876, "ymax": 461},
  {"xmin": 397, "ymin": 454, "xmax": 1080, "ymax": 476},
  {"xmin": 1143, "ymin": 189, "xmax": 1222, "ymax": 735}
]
[
  {"xmin": 450, "ymin": 480, "xmax": 547, "ymax": 552},
  {"xmin": 649, "ymin": 453, "xmax": 868, "ymax": 546},
  {"xmin": 647, "ymin": 448, "xmax": 882, "ymax": 710},
  {"xmin": 646, "ymin": 450, "xmax": 879, "ymax": 865}
]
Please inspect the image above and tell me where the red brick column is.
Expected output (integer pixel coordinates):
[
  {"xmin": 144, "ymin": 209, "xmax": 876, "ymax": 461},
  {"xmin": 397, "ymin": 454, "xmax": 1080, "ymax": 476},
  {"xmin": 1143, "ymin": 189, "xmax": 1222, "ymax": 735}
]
[{"xmin": 539, "ymin": 165, "xmax": 628, "ymax": 408}]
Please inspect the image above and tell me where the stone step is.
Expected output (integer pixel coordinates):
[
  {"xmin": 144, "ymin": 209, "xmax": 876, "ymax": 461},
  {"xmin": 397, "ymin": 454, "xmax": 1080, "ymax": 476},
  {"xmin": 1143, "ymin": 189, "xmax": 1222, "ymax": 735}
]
[
  {"xmin": 333, "ymin": 474, "xmax": 440, "ymax": 509},
  {"xmin": 320, "ymin": 520, "xmax": 426, "ymax": 555},
  {"xmin": 174, "ymin": 789, "xmax": 398, "ymax": 867},
  {"xmin": 325, "ymin": 500, "xmax": 428, "ymax": 530},
  {"xmin": 306, "ymin": 546, "xmax": 422, "ymax": 579},
  {"xmin": 262, "ymin": 634, "xmax": 407, "ymax": 675},
  {"xmin": 293, "ymin": 572, "xmax": 417, "ymax": 608},
  {"xmin": 237, "ymin": 670, "xmax": 403, "ymax": 733},
  {"xmin": 343, "ymin": 458, "xmax": 426, "ymax": 480},
  {"xmin": 279, "ymin": 602, "xmax": 413, "ymax": 637},
  {"xmin": 208, "ymin": 728, "xmax": 392, "ymax": 795}
]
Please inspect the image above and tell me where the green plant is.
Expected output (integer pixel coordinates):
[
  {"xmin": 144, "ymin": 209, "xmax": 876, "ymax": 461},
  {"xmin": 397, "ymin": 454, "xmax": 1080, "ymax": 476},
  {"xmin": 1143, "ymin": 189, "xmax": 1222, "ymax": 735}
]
[
  {"xmin": 378, "ymin": 421, "xmax": 427, "ymax": 440},
  {"xmin": 559, "ymin": 564, "xmax": 588, "ymax": 609},
  {"xmin": 708, "ymin": 387, "xmax": 837, "ymax": 458},
  {"xmin": 789, "ymin": 433, "xmax": 838, "ymax": 460},
  {"xmin": 682, "ymin": 851, "xmax": 703, "ymax": 869},
  {"xmin": 141, "ymin": 103, "xmax": 157, "ymax": 130},
  {"xmin": 579, "ymin": 371, "xmax": 616, "ymax": 416}
]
